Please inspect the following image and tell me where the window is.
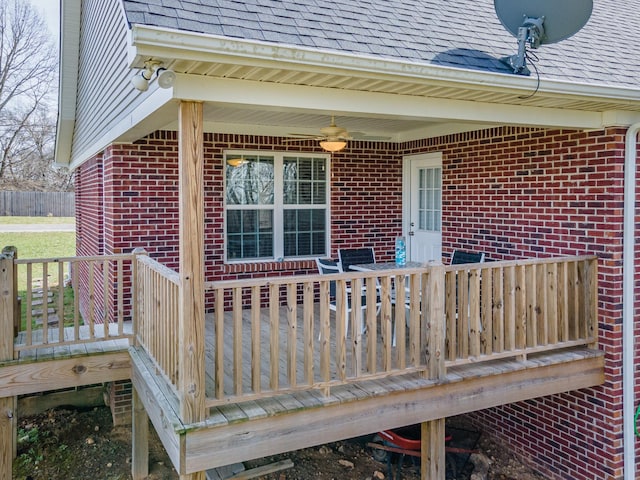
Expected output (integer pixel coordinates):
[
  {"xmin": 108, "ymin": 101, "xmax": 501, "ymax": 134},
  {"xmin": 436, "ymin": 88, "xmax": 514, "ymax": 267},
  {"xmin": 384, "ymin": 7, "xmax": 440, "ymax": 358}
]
[{"xmin": 225, "ymin": 152, "xmax": 329, "ymax": 261}]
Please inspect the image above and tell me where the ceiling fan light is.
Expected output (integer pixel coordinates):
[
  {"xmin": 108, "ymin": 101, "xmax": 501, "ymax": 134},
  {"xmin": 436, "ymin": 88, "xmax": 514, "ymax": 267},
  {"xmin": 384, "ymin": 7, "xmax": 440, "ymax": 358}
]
[
  {"xmin": 319, "ymin": 140, "xmax": 347, "ymax": 152},
  {"xmin": 227, "ymin": 157, "xmax": 246, "ymax": 167}
]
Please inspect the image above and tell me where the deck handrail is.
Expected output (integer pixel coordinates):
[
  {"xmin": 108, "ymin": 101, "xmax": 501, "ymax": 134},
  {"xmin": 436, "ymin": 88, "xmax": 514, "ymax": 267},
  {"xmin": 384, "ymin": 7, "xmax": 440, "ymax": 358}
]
[
  {"xmin": 7, "ymin": 252, "xmax": 137, "ymax": 356},
  {"xmin": 134, "ymin": 253, "xmax": 180, "ymax": 394},
  {"xmin": 443, "ymin": 255, "xmax": 598, "ymax": 366},
  {"xmin": 201, "ymin": 255, "xmax": 598, "ymax": 406}
]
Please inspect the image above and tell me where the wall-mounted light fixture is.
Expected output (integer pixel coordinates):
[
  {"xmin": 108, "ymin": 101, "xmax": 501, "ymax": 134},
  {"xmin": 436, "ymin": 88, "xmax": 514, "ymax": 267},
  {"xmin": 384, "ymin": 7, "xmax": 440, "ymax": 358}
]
[{"xmin": 131, "ymin": 60, "xmax": 176, "ymax": 91}]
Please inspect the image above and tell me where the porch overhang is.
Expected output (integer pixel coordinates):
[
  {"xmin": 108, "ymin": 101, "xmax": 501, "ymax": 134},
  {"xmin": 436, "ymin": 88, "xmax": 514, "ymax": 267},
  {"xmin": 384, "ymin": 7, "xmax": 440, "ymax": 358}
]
[{"xmin": 61, "ymin": 20, "xmax": 640, "ymax": 170}]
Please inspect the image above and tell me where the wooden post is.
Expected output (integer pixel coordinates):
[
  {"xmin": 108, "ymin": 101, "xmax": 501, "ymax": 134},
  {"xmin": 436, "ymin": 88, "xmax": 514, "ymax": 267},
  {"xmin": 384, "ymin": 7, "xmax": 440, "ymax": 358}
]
[
  {"xmin": 1, "ymin": 247, "xmax": 18, "ymax": 338},
  {"xmin": 131, "ymin": 247, "xmax": 148, "ymax": 347},
  {"xmin": 1, "ymin": 251, "xmax": 17, "ymax": 479},
  {"xmin": 421, "ymin": 265, "xmax": 447, "ymax": 480},
  {"xmin": 421, "ymin": 418, "xmax": 446, "ymax": 480},
  {"xmin": 178, "ymin": 100, "xmax": 206, "ymax": 480},
  {"xmin": 131, "ymin": 386, "xmax": 149, "ymax": 480},
  {"xmin": 426, "ymin": 263, "xmax": 445, "ymax": 380}
]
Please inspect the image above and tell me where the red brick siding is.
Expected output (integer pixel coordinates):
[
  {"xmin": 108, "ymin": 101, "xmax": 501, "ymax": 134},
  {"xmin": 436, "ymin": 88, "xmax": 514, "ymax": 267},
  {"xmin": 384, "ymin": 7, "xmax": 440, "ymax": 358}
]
[
  {"xmin": 74, "ymin": 126, "xmax": 638, "ymax": 480},
  {"xmin": 74, "ymin": 155, "xmax": 106, "ymax": 322},
  {"xmin": 402, "ymin": 126, "xmax": 630, "ymax": 480}
]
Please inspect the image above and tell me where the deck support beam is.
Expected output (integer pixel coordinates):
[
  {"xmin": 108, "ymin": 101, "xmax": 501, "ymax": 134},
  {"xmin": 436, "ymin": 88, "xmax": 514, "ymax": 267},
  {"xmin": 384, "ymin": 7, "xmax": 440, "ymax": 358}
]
[
  {"xmin": 421, "ymin": 419, "xmax": 446, "ymax": 480},
  {"xmin": 131, "ymin": 386, "xmax": 149, "ymax": 480},
  {"xmin": 1, "ymin": 251, "xmax": 17, "ymax": 480},
  {"xmin": 178, "ymin": 100, "xmax": 206, "ymax": 480}
]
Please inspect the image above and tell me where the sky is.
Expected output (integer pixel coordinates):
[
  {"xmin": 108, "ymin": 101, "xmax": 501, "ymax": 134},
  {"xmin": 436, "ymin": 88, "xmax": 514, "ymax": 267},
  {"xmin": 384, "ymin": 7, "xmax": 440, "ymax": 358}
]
[{"xmin": 29, "ymin": 0, "xmax": 60, "ymax": 38}]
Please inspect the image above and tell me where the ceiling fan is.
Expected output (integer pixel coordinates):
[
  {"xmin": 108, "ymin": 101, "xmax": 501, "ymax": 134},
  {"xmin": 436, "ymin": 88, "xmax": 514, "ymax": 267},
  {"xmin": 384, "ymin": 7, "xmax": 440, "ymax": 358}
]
[{"xmin": 284, "ymin": 116, "xmax": 389, "ymax": 152}]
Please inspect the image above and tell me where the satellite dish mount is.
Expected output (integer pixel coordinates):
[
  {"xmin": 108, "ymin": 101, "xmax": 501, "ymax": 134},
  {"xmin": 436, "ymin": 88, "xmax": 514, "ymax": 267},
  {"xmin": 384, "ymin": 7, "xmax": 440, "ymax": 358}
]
[
  {"xmin": 494, "ymin": 0, "xmax": 593, "ymax": 77},
  {"xmin": 502, "ymin": 16, "xmax": 545, "ymax": 75}
]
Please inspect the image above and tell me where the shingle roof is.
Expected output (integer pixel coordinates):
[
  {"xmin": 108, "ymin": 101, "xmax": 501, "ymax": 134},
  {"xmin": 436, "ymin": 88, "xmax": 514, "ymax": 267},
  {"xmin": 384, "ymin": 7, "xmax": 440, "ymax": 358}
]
[{"xmin": 121, "ymin": 0, "xmax": 640, "ymax": 88}]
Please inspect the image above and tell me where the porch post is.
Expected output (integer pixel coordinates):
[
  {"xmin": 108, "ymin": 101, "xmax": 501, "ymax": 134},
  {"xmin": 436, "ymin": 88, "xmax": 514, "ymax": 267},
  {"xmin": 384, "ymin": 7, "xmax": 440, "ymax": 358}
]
[
  {"xmin": 1, "ymin": 251, "xmax": 17, "ymax": 479},
  {"xmin": 177, "ymin": 101, "xmax": 206, "ymax": 419},
  {"xmin": 178, "ymin": 100, "xmax": 206, "ymax": 480},
  {"xmin": 421, "ymin": 418, "xmax": 446, "ymax": 480},
  {"xmin": 421, "ymin": 263, "xmax": 446, "ymax": 480}
]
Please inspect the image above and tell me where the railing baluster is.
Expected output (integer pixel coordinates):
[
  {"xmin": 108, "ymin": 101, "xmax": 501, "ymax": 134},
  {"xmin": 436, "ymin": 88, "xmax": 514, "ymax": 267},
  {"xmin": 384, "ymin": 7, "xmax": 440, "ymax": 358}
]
[
  {"xmin": 42, "ymin": 262, "xmax": 49, "ymax": 344},
  {"xmin": 302, "ymin": 281, "xmax": 314, "ymax": 385},
  {"xmin": 269, "ymin": 283, "xmax": 279, "ymax": 391},
  {"xmin": 546, "ymin": 263, "xmax": 558, "ymax": 345},
  {"xmin": 287, "ymin": 283, "xmax": 297, "ymax": 387},
  {"xmin": 251, "ymin": 285, "xmax": 261, "ymax": 393},
  {"xmin": 525, "ymin": 264, "xmax": 537, "ymax": 348},
  {"xmin": 88, "ymin": 262, "xmax": 95, "ymax": 339},
  {"xmin": 504, "ymin": 266, "xmax": 516, "ymax": 352},
  {"xmin": 405, "ymin": 273, "xmax": 419, "ymax": 367},
  {"xmin": 380, "ymin": 275, "xmax": 393, "ymax": 371},
  {"xmin": 445, "ymin": 270, "xmax": 456, "ymax": 361},
  {"xmin": 319, "ymin": 279, "xmax": 330, "ymax": 384},
  {"xmin": 233, "ymin": 287, "xmax": 243, "ymax": 396},
  {"xmin": 480, "ymin": 266, "xmax": 492, "ymax": 356},
  {"xmin": 58, "ymin": 262, "xmax": 65, "ymax": 342},
  {"xmin": 26, "ymin": 264, "xmax": 33, "ymax": 346},
  {"xmin": 515, "ymin": 265, "xmax": 526, "ymax": 352},
  {"xmin": 214, "ymin": 288, "xmax": 224, "ymax": 399},
  {"xmin": 458, "ymin": 269, "xmax": 469, "ymax": 358},
  {"xmin": 468, "ymin": 268, "xmax": 481, "ymax": 357},
  {"xmin": 394, "ymin": 273, "xmax": 407, "ymax": 369},
  {"xmin": 335, "ymin": 279, "xmax": 347, "ymax": 381},
  {"xmin": 558, "ymin": 261, "xmax": 569, "ymax": 342},
  {"xmin": 103, "ymin": 259, "xmax": 109, "ymax": 337},
  {"xmin": 492, "ymin": 267, "xmax": 504, "ymax": 353},
  {"xmin": 117, "ymin": 259, "xmax": 124, "ymax": 335}
]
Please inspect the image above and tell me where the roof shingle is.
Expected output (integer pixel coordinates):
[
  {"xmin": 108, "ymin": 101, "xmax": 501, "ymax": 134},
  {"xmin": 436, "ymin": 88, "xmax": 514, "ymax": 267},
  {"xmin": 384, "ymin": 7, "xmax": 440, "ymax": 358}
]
[{"xmin": 121, "ymin": 0, "xmax": 640, "ymax": 87}]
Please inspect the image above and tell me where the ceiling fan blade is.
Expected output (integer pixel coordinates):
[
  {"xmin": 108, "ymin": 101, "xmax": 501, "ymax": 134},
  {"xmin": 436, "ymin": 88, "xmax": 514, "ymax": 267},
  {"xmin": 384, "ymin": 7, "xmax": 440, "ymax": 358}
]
[
  {"xmin": 283, "ymin": 137, "xmax": 322, "ymax": 143},
  {"xmin": 350, "ymin": 132, "xmax": 392, "ymax": 141}
]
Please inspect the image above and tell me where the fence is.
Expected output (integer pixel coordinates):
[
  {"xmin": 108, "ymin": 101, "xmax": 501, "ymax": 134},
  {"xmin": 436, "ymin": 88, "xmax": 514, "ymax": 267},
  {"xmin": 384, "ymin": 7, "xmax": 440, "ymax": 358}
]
[{"xmin": 0, "ymin": 191, "xmax": 74, "ymax": 217}]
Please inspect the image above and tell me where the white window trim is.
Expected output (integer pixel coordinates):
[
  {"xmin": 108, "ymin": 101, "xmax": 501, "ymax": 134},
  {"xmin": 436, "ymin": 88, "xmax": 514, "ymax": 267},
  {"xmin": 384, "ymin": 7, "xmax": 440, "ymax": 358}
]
[{"xmin": 224, "ymin": 150, "xmax": 331, "ymax": 263}]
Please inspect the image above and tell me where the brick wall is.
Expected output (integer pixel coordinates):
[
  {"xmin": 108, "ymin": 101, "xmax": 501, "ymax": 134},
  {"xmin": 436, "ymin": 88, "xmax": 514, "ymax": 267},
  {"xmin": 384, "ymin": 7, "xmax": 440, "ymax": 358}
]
[
  {"xmin": 74, "ymin": 126, "xmax": 638, "ymax": 479},
  {"xmin": 75, "ymin": 155, "xmax": 106, "ymax": 322},
  {"xmin": 402, "ymin": 126, "xmax": 631, "ymax": 480}
]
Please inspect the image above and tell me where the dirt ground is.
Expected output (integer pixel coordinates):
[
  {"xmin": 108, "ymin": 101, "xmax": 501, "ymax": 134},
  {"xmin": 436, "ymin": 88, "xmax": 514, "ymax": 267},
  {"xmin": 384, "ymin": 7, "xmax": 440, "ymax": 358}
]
[{"xmin": 13, "ymin": 407, "xmax": 549, "ymax": 480}]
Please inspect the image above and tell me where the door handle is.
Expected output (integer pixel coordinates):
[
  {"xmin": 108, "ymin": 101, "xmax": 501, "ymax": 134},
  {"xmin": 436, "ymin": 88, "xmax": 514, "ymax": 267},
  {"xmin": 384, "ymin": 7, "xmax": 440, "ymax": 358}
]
[{"xmin": 408, "ymin": 231, "xmax": 415, "ymax": 236}]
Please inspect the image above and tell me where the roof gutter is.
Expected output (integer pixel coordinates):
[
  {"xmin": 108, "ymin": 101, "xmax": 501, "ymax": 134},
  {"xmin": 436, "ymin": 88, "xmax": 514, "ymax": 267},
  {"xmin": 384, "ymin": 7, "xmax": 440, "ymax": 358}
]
[
  {"xmin": 130, "ymin": 25, "xmax": 640, "ymax": 104},
  {"xmin": 623, "ymin": 122, "xmax": 639, "ymax": 480}
]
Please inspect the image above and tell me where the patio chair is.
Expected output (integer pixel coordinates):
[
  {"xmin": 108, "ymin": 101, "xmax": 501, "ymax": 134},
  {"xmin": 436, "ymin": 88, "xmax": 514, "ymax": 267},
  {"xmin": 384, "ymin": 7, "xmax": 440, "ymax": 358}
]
[
  {"xmin": 315, "ymin": 258, "xmax": 369, "ymax": 338},
  {"xmin": 450, "ymin": 250, "xmax": 485, "ymax": 265},
  {"xmin": 338, "ymin": 247, "xmax": 376, "ymax": 272}
]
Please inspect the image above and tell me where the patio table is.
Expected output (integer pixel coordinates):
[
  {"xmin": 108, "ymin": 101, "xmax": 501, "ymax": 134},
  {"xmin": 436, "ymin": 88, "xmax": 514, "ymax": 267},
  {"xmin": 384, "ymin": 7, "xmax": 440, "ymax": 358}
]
[{"xmin": 350, "ymin": 261, "xmax": 424, "ymax": 272}]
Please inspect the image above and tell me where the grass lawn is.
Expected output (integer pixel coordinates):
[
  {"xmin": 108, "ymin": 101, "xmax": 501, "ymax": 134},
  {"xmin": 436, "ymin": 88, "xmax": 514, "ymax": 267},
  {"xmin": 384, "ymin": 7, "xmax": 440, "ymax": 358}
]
[
  {"xmin": 0, "ymin": 216, "xmax": 75, "ymax": 225},
  {"xmin": 0, "ymin": 218, "xmax": 77, "ymax": 330}
]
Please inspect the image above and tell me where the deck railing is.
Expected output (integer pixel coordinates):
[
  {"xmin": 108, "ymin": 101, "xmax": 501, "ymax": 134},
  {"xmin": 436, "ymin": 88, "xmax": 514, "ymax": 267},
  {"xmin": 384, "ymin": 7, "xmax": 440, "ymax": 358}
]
[
  {"xmin": 134, "ymin": 253, "xmax": 180, "ymax": 391},
  {"xmin": 202, "ymin": 255, "xmax": 597, "ymax": 406},
  {"xmin": 2, "ymin": 249, "xmax": 137, "ymax": 357},
  {"xmin": 444, "ymin": 255, "xmax": 598, "ymax": 366},
  {"xmin": 205, "ymin": 265, "xmax": 444, "ymax": 406}
]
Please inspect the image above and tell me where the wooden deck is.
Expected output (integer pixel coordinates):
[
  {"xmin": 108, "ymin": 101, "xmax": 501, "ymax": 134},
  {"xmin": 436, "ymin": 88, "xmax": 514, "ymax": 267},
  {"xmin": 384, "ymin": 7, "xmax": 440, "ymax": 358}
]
[
  {"xmin": 132, "ymin": 305, "xmax": 604, "ymax": 475},
  {"xmin": 1, "ymin": 324, "xmax": 132, "ymax": 398}
]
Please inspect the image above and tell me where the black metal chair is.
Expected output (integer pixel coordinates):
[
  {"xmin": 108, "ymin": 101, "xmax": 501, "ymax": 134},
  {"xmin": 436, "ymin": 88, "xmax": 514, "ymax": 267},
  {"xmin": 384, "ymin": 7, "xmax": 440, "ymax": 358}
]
[
  {"xmin": 338, "ymin": 247, "xmax": 376, "ymax": 272},
  {"xmin": 450, "ymin": 250, "xmax": 485, "ymax": 265}
]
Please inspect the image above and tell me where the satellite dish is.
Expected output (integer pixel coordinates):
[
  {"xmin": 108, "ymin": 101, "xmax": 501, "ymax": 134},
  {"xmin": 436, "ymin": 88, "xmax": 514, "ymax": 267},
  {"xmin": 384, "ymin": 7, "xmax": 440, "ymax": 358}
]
[{"xmin": 494, "ymin": 0, "xmax": 593, "ymax": 75}]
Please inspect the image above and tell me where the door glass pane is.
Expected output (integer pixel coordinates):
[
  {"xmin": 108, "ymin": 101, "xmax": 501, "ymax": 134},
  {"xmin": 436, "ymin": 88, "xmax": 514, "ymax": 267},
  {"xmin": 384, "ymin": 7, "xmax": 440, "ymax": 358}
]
[{"xmin": 417, "ymin": 166, "xmax": 442, "ymax": 232}]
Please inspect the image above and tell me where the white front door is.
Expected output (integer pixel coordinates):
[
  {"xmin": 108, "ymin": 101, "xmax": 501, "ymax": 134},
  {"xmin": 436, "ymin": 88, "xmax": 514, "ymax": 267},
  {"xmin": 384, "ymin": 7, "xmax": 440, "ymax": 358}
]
[{"xmin": 403, "ymin": 153, "xmax": 442, "ymax": 263}]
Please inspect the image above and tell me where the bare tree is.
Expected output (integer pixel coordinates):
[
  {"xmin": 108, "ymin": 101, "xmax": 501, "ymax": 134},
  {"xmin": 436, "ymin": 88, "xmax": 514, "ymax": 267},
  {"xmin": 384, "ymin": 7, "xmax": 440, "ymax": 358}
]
[{"xmin": 0, "ymin": 0, "xmax": 71, "ymax": 191}]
